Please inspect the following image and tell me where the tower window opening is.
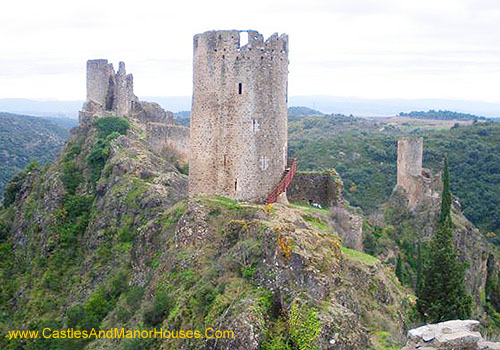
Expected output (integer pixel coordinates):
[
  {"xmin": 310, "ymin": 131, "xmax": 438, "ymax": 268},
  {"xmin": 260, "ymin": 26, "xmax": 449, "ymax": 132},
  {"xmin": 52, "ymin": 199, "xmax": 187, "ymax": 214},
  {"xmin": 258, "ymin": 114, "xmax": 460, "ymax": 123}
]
[
  {"xmin": 224, "ymin": 155, "xmax": 227, "ymax": 166},
  {"xmin": 234, "ymin": 179, "xmax": 238, "ymax": 192},
  {"xmin": 240, "ymin": 32, "xmax": 249, "ymax": 47},
  {"xmin": 238, "ymin": 83, "xmax": 242, "ymax": 95}
]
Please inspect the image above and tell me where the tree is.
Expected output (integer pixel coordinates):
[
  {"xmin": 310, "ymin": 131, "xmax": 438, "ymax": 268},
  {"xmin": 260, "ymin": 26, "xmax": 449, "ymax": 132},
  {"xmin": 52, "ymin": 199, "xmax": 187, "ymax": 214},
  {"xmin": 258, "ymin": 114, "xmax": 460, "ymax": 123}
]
[
  {"xmin": 395, "ymin": 253, "xmax": 404, "ymax": 284},
  {"xmin": 417, "ymin": 158, "xmax": 472, "ymax": 322},
  {"xmin": 439, "ymin": 157, "xmax": 452, "ymax": 226}
]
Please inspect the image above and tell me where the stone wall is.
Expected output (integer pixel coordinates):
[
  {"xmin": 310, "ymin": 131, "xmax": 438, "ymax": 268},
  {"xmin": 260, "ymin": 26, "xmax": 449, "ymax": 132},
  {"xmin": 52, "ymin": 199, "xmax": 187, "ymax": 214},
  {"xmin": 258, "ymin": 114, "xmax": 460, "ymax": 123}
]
[
  {"xmin": 146, "ymin": 123, "xmax": 190, "ymax": 162},
  {"xmin": 287, "ymin": 171, "xmax": 338, "ymax": 207},
  {"xmin": 80, "ymin": 59, "xmax": 189, "ymax": 161},
  {"xmin": 189, "ymin": 30, "xmax": 289, "ymax": 203},
  {"xmin": 403, "ymin": 320, "xmax": 500, "ymax": 349},
  {"xmin": 83, "ymin": 59, "xmax": 138, "ymax": 118},
  {"xmin": 397, "ymin": 136, "xmax": 424, "ymax": 207}
]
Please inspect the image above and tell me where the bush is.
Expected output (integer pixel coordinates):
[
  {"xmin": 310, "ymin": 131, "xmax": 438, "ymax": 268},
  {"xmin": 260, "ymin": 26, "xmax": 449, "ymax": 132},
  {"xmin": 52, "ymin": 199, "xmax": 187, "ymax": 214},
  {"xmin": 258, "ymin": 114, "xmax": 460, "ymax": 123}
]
[
  {"xmin": 61, "ymin": 161, "xmax": 84, "ymax": 194},
  {"xmin": 2, "ymin": 171, "xmax": 26, "ymax": 207},
  {"xmin": 143, "ymin": 289, "xmax": 172, "ymax": 326},
  {"xmin": 94, "ymin": 117, "xmax": 129, "ymax": 139}
]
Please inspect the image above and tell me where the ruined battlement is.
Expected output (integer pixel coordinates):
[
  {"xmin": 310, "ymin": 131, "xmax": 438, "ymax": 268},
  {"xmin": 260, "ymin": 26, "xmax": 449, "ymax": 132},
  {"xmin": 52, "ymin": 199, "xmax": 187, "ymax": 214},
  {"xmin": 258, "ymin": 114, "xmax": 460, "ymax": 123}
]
[
  {"xmin": 189, "ymin": 30, "xmax": 289, "ymax": 202},
  {"xmin": 84, "ymin": 59, "xmax": 137, "ymax": 117},
  {"xmin": 79, "ymin": 59, "xmax": 190, "ymax": 163},
  {"xmin": 193, "ymin": 30, "xmax": 288, "ymax": 57}
]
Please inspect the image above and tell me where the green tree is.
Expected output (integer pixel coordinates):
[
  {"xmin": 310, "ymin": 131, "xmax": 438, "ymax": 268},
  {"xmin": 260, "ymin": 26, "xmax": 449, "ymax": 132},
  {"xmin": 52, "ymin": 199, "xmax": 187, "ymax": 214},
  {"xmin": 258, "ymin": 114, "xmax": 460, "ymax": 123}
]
[
  {"xmin": 439, "ymin": 157, "xmax": 452, "ymax": 225},
  {"xmin": 417, "ymin": 158, "xmax": 472, "ymax": 322},
  {"xmin": 395, "ymin": 254, "xmax": 405, "ymax": 285}
]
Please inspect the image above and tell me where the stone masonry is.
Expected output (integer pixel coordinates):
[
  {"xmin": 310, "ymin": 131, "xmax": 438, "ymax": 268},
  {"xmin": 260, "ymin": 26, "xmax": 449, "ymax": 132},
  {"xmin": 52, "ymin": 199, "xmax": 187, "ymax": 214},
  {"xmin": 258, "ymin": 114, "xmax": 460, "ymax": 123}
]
[
  {"xmin": 397, "ymin": 137, "xmax": 424, "ymax": 208},
  {"xmin": 189, "ymin": 30, "xmax": 289, "ymax": 203},
  {"xmin": 287, "ymin": 171, "xmax": 339, "ymax": 208},
  {"xmin": 396, "ymin": 137, "xmax": 442, "ymax": 208},
  {"xmin": 403, "ymin": 320, "xmax": 500, "ymax": 349},
  {"xmin": 80, "ymin": 59, "xmax": 189, "ymax": 162},
  {"xmin": 82, "ymin": 59, "xmax": 138, "ymax": 120}
]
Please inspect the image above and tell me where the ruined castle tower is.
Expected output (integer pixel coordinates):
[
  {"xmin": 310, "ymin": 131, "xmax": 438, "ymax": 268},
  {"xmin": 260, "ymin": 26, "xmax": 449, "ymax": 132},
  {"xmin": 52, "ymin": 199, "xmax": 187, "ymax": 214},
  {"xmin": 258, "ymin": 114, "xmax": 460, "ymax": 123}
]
[
  {"xmin": 84, "ymin": 59, "xmax": 137, "ymax": 117},
  {"xmin": 189, "ymin": 30, "xmax": 289, "ymax": 202},
  {"xmin": 397, "ymin": 137, "xmax": 424, "ymax": 207}
]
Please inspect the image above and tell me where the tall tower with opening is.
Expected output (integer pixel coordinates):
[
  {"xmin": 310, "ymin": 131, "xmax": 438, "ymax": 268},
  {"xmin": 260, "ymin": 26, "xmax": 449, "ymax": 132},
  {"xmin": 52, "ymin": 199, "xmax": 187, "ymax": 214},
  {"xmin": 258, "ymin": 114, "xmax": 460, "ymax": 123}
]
[{"xmin": 189, "ymin": 30, "xmax": 289, "ymax": 203}]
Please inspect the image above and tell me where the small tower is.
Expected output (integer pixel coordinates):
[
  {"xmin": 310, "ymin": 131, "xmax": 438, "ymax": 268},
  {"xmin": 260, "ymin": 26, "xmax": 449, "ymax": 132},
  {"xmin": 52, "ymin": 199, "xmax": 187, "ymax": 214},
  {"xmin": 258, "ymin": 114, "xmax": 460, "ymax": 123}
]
[
  {"xmin": 189, "ymin": 30, "xmax": 289, "ymax": 202},
  {"xmin": 397, "ymin": 136, "xmax": 424, "ymax": 207}
]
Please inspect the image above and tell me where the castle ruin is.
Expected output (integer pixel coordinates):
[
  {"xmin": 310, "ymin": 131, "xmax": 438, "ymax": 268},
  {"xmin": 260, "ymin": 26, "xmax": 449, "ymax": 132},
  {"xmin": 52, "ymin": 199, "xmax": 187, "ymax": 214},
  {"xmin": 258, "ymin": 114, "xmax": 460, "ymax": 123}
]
[
  {"xmin": 396, "ymin": 136, "xmax": 441, "ymax": 207},
  {"xmin": 188, "ymin": 30, "xmax": 289, "ymax": 203},
  {"xmin": 83, "ymin": 60, "xmax": 138, "ymax": 119},
  {"xmin": 80, "ymin": 59, "xmax": 190, "ymax": 162}
]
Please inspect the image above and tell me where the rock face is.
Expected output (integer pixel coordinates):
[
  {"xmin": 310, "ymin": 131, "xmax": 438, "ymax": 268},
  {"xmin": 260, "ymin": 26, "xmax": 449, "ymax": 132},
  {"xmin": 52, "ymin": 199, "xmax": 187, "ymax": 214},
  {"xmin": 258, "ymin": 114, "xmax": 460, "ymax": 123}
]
[
  {"xmin": 403, "ymin": 320, "xmax": 500, "ymax": 349},
  {"xmin": 189, "ymin": 30, "xmax": 289, "ymax": 203}
]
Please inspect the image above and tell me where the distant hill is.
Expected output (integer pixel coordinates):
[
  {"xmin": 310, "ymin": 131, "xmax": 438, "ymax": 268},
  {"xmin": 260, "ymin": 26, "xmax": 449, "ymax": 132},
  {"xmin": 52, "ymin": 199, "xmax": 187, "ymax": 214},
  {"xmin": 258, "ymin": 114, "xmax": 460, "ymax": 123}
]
[
  {"xmin": 288, "ymin": 116, "xmax": 500, "ymax": 234},
  {"xmin": 0, "ymin": 112, "xmax": 70, "ymax": 199},
  {"xmin": 40, "ymin": 116, "xmax": 79, "ymax": 129},
  {"xmin": 0, "ymin": 98, "xmax": 82, "ymax": 118},
  {"xmin": 2, "ymin": 96, "xmax": 500, "ymax": 118},
  {"xmin": 174, "ymin": 111, "xmax": 190, "ymax": 127},
  {"xmin": 288, "ymin": 106, "xmax": 323, "ymax": 117},
  {"xmin": 399, "ymin": 110, "xmax": 486, "ymax": 121}
]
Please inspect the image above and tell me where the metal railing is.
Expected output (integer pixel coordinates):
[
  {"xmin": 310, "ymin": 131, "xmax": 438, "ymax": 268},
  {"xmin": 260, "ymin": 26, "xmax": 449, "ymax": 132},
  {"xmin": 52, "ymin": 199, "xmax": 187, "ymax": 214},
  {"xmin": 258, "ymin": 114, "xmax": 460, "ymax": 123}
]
[{"xmin": 265, "ymin": 158, "xmax": 298, "ymax": 204}]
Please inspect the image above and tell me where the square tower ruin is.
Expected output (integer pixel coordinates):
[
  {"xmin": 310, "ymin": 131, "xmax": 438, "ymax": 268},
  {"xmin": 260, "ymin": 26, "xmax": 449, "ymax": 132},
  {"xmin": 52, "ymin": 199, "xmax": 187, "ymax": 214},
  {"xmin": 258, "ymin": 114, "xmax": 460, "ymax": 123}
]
[
  {"xmin": 188, "ymin": 30, "xmax": 289, "ymax": 203},
  {"xmin": 397, "ymin": 136, "xmax": 424, "ymax": 207},
  {"xmin": 84, "ymin": 59, "xmax": 137, "ymax": 118}
]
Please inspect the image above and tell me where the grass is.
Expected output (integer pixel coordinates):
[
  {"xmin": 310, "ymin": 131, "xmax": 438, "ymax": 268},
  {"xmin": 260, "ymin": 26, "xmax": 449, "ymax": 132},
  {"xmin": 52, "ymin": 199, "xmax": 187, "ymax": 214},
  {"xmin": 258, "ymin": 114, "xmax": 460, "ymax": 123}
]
[
  {"xmin": 302, "ymin": 214, "xmax": 328, "ymax": 231},
  {"xmin": 341, "ymin": 246, "xmax": 379, "ymax": 266},
  {"xmin": 289, "ymin": 201, "xmax": 329, "ymax": 213},
  {"xmin": 370, "ymin": 330, "xmax": 401, "ymax": 350}
]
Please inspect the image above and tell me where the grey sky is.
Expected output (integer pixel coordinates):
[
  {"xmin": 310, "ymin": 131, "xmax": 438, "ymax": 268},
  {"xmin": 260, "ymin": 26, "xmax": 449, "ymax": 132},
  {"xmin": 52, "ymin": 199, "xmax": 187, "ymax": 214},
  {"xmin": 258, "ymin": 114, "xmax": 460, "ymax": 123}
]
[{"xmin": 1, "ymin": 0, "xmax": 500, "ymax": 102}]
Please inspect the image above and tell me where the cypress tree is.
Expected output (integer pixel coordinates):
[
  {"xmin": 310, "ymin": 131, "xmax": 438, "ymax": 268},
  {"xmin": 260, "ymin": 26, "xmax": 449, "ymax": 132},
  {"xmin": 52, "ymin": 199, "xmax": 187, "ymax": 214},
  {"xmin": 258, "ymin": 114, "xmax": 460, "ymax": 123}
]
[
  {"xmin": 439, "ymin": 157, "xmax": 452, "ymax": 225},
  {"xmin": 396, "ymin": 254, "xmax": 404, "ymax": 284},
  {"xmin": 417, "ymin": 158, "xmax": 472, "ymax": 322}
]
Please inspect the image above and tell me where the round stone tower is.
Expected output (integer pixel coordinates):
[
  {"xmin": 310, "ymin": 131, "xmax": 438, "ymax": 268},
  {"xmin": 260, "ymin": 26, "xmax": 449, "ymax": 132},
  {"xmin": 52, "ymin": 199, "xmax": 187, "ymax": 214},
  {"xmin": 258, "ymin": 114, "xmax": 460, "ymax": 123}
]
[{"xmin": 189, "ymin": 30, "xmax": 289, "ymax": 203}]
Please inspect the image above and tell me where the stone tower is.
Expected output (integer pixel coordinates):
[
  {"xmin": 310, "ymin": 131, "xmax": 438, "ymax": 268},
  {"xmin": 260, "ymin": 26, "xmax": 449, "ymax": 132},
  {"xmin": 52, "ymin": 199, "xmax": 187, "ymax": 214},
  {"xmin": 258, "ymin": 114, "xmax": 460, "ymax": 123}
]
[
  {"xmin": 397, "ymin": 136, "xmax": 424, "ymax": 207},
  {"xmin": 189, "ymin": 30, "xmax": 289, "ymax": 202},
  {"xmin": 84, "ymin": 59, "xmax": 137, "ymax": 117}
]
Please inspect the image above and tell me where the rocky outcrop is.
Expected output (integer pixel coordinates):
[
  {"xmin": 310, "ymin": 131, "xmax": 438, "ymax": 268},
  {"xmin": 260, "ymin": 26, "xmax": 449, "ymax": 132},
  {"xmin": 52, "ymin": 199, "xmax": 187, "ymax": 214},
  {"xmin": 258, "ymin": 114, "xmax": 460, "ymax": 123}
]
[{"xmin": 403, "ymin": 320, "xmax": 500, "ymax": 350}]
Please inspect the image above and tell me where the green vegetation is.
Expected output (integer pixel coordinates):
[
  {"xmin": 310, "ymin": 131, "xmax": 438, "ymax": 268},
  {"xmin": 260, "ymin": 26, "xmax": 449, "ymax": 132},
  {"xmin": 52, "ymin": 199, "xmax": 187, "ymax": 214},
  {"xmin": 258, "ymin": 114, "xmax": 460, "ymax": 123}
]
[
  {"xmin": 341, "ymin": 246, "xmax": 379, "ymax": 266},
  {"xmin": 399, "ymin": 110, "xmax": 485, "ymax": 121},
  {"xmin": 288, "ymin": 300, "xmax": 321, "ymax": 350},
  {"xmin": 417, "ymin": 160, "xmax": 472, "ymax": 322},
  {"xmin": 288, "ymin": 115, "xmax": 500, "ymax": 234},
  {"xmin": 262, "ymin": 300, "xmax": 321, "ymax": 350},
  {"xmin": 0, "ymin": 112, "xmax": 69, "ymax": 201},
  {"xmin": 87, "ymin": 117, "xmax": 129, "ymax": 184},
  {"xmin": 302, "ymin": 214, "xmax": 328, "ymax": 231}
]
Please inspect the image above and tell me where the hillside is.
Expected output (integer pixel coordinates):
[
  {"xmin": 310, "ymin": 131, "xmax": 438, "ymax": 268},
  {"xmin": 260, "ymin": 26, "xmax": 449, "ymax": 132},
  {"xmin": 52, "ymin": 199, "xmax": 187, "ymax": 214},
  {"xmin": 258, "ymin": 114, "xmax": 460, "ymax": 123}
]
[
  {"xmin": 288, "ymin": 115, "xmax": 500, "ymax": 234},
  {"xmin": 399, "ymin": 110, "xmax": 486, "ymax": 121},
  {"xmin": 0, "ymin": 107, "xmax": 414, "ymax": 350},
  {"xmin": 0, "ymin": 112, "xmax": 70, "ymax": 200}
]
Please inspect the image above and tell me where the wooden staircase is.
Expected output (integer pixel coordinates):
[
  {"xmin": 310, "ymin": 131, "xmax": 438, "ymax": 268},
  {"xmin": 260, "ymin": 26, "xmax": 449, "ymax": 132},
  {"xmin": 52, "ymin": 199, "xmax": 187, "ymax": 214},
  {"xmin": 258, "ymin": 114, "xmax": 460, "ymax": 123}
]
[{"xmin": 265, "ymin": 158, "xmax": 298, "ymax": 204}]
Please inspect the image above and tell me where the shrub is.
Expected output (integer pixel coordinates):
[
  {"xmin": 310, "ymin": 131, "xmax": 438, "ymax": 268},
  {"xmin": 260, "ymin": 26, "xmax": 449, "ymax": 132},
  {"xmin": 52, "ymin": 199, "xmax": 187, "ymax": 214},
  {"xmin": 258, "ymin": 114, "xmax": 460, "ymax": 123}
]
[
  {"xmin": 143, "ymin": 289, "xmax": 172, "ymax": 326},
  {"xmin": 94, "ymin": 117, "xmax": 129, "ymax": 139},
  {"xmin": 2, "ymin": 171, "xmax": 26, "ymax": 207},
  {"xmin": 61, "ymin": 161, "xmax": 84, "ymax": 194}
]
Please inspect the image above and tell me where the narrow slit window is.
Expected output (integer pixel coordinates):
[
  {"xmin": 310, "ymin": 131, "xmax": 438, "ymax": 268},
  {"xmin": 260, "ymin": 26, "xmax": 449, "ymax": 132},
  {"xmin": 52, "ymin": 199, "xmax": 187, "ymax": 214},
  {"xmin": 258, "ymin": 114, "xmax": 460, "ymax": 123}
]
[
  {"xmin": 234, "ymin": 180, "xmax": 238, "ymax": 192},
  {"xmin": 224, "ymin": 155, "xmax": 227, "ymax": 166},
  {"xmin": 238, "ymin": 83, "xmax": 242, "ymax": 95}
]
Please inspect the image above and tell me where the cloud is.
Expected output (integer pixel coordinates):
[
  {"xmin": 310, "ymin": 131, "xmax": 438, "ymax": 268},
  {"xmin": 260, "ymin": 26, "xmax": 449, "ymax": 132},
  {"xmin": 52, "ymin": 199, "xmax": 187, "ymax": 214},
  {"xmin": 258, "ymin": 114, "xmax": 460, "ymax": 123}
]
[{"xmin": 1, "ymin": 0, "xmax": 500, "ymax": 103}]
